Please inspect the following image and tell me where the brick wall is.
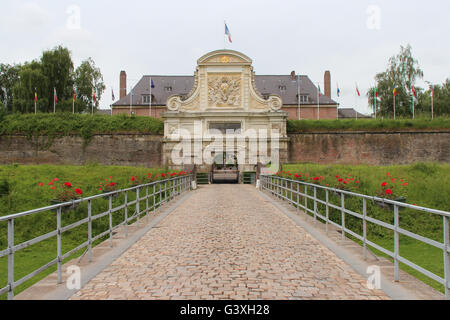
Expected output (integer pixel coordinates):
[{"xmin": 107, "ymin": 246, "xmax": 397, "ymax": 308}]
[
  {"xmin": 288, "ymin": 131, "xmax": 450, "ymax": 165},
  {"xmin": 0, "ymin": 134, "xmax": 163, "ymax": 167}
]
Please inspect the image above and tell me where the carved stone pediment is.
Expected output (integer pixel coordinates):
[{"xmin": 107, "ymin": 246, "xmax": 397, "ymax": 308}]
[
  {"xmin": 208, "ymin": 76, "xmax": 241, "ymax": 108},
  {"xmin": 165, "ymin": 49, "xmax": 284, "ymax": 113}
]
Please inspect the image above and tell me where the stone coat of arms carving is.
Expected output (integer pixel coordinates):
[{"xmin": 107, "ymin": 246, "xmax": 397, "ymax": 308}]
[{"xmin": 208, "ymin": 76, "xmax": 241, "ymax": 107}]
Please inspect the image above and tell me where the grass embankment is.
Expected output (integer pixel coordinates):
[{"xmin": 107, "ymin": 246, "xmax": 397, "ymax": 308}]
[
  {"xmin": 280, "ymin": 162, "xmax": 450, "ymax": 293},
  {"xmin": 0, "ymin": 113, "xmax": 164, "ymax": 147},
  {"xmin": 287, "ymin": 117, "xmax": 450, "ymax": 133},
  {"xmin": 0, "ymin": 164, "xmax": 176, "ymax": 299}
]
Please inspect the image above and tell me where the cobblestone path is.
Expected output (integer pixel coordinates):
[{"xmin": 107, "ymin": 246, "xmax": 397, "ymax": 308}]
[{"xmin": 71, "ymin": 184, "xmax": 389, "ymax": 300}]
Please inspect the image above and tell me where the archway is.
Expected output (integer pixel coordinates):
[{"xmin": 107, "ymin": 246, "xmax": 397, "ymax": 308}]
[{"xmin": 211, "ymin": 152, "xmax": 239, "ymax": 183}]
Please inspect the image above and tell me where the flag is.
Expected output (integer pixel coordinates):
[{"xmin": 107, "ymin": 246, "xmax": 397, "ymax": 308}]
[
  {"xmin": 393, "ymin": 85, "xmax": 397, "ymax": 97},
  {"xmin": 225, "ymin": 23, "xmax": 232, "ymax": 43},
  {"xmin": 356, "ymin": 84, "xmax": 360, "ymax": 97},
  {"xmin": 92, "ymin": 88, "xmax": 96, "ymax": 102},
  {"xmin": 34, "ymin": 89, "xmax": 37, "ymax": 102},
  {"xmin": 151, "ymin": 79, "xmax": 155, "ymax": 88},
  {"xmin": 318, "ymin": 85, "xmax": 321, "ymax": 97},
  {"xmin": 337, "ymin": 83, "xmax": 340, "ymax": 97},
  {"xmin": 412, "ymin": 85, "xmax": 416, "ymax": 97},
  {"xmin": 54, "ymin": 88, "xmax": 57, "ymax": 103},
  {"xmin": 112, "ymin": 89, "xmax": 115, "ymax": 101},
  {"xmin": 73, "ymin": 89, "xmax": 76, "ymax": 102}
]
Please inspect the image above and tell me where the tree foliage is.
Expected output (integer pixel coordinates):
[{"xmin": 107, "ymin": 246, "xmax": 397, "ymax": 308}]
[
  {"xmin": 367, "ymin": 44, "xmax": 424, "ymax": 118},
  {"xmin": 0, "ymin": 45, "xmax": 105, "ymax": 114}
]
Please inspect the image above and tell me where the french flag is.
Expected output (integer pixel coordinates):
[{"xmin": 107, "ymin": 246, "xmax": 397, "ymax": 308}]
[{"xmin": 225, "ymin": 23, "xmax": 232, "ymax": 43}]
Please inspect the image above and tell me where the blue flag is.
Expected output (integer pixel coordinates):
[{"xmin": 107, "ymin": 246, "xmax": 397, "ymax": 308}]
[{"xmin": 151, "ymin": 79, "xmax": 155, "ymax": 88}]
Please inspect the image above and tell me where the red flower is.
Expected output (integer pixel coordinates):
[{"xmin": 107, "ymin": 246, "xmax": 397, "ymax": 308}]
[
  {"xmin": 48, "ymin": 182, "xmax": 53, "ymax": 186},
  {"xmin": 381, "ymin": 182, "xmax": 387, "ymax": 187},
  {"xmin": 313, "ymin": 177, "xmax": 319, "ymax": 181},
  {"xmin": 355, "ymin": 181, "xmax": 360, "ymax": 184},
  {"xmin": 336, "ymin": 175, "xmax": 339, "ymax": 178},
  {"xmin": 131, "ymin": 176, "xmax": 135, "ymax": 181},
  {"xmin": 343, "ymin": 181, "xmax": 347, "ymax": 184},
  {"xmin": 387, "ymin": 172, "xmax": 390, "ymax": 176},
  {"xmin": 52, "ymin": 178, "xmax": 59, "ymax": 182},
  {"xmin": 98, "ymin": 187, "xmax": 102, "ymax": 191},
  {"xmin": 402, "ymin": 183, "xmax": 408, "ymax": 186},
  {"xmin": 75, "ymin": 188, "xmax": 83, "ymax": 195},
  {"xmin": 64, "ymin": 182, "xmax": 72, "ymax": 188},
  {"xmin": 38, "ymin": 182, "xmax": 44, "ymax": 187},
  {"xmin": 51, "ymin": 186, "xmax": 56, "ymax": 190},
  {"xmin": 161, "ymin": 173, "xmax": 166, "ymax": 177},
  {"xmin": 385, "ymin": 189, "xmax": 393, "ymax": 195},
  {"xmin": 392, "ymin": 178, "xmax": 396, "ymax": 182},
  {"xmin": 338, "ymin": 178, "xmax": 343, "ymax": 182}
]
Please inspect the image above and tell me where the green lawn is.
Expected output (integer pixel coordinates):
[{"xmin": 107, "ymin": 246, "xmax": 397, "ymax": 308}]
[
  {"xmin": 0, "ymin": 164, "xmax": 181, "ymax": 299},
  {"xmin": 280, "ymin": 162, "xmax": 449, "ymax": 293},
  {"xmin": 287, "ymin": 117, "xmax": 450, "ymax": 133}
]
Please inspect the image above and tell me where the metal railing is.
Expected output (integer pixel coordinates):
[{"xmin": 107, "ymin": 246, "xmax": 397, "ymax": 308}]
[
  {"xmin": 260, "ymin": 174, "xmax": 450, "ymax": 300},
  {"xmin": 0, "ymin": 175, "xmax": 193, "ymax": 300}
]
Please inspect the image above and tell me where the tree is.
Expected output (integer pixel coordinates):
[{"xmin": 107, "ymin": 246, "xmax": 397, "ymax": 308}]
[
  {"xmin": 418, "ymin": 80, "xmax": 450, "ymax": 117},
  {"xmin": 12, "ymin": 60, "xmax": 48, "ymax": 113},
  {"xmin": 40, "ymin": 45, "xmax": 74, "ymax": 112},
  {"xmin": 0, "ymin": 63, "xmax": 21, "ymax": 112},
  {"xmin": 74, "ymin": 58, "xmax": 105, "ymax": 113},
  {"xmin": 367, "ymin": 44, "xmax": 423, "ymax": 118}
]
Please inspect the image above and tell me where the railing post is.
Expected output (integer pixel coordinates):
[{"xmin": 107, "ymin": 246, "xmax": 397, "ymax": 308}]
[
  {"xmin": 146, "ymin": 186, "xmax": 149, "ymax": 223},
  {"xmin": 394, "ymin": 204, "xmax": 399, "ymax": 282},
  {"xmin": 136, "ymin": 187, "xmax": 140, "ymax": 227},
  {"xmin": 290, "ymin": 180, "xmax": 293, "ymax": 204},
  {"xmin": 109, "ymin": 196, "xmax": 113, "ymax": 247},
  {"xmin": 443, "ymin": 216, "xmax": 449, "ymax": 299},
  {"xmin": 341, "ymin": 193, "xmax": 345, "ymax": 244},
  {"xmin": 124, "ymin": 191, "xmax": 128, "ymax": 237},
  {"xmin": 363, "ymin": 198, "xmax": 367, "ymax": 260},
  {"xmin": 57, "ymin": 207, "xmax": 62, "ymax": 284},
  {"xmin": 325, "ymin": 189, "xmax": 329, "ymax": 234},
  {"xmin": 313, "ymin": 186, "xmax": 317, "ymax": 224},
  {"xmin": 304, "ymin": 185, "xmax": 307, "ymax": 210},
  {"xmin": 296, "ymin": 182, "xmax": 300, "ymax": 212},
  {"xmin": 152, "ymin": 184, "xmax": 156, "ymax": 214},
  {"xmin": 7, "ymin": 219, "xmax": 14, "ymax": 300},
  {"xmin": 88, "ymin": 200, "xmax": 92, "ymax": 262}
]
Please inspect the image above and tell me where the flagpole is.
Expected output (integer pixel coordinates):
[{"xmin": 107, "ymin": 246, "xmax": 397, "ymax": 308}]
[
  {"xmin": 34, "ymin": 88, "xmax": 37, "ymax": 114},
  {"xmin": 224, "ymin": 21, "xmax": 226, "ymax": 49},
  {"xmin": 412, "ymin": 89, "xmax": 415, "ymax": 120},
  {"xmin": 374, "ymin": 87, "xmax": 376, "ymax": 119},
  {"xmin": 297, "ymin": 74, "xmax": 300, "ymax": 120},
  {"xmin": 53, "ymin": 87, "xmax": 56, "ymax": 113},
  {"xmin": 431, "ymin": 87, "xmax": 434, "ymax": 120},
  {"xmin": 393, "ymin": 94, "xmax": 396, "ymax": 120},
  {"xmin": 149, "ymin": 77, "xmax": 152, "ymax": 117},
  {"xmin": 317, "ymin": 82, "xmax": 320, "ymax": 120}
]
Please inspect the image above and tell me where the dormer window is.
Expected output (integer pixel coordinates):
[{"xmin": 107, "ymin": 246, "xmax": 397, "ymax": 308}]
[{"xmin": 142, "ymin": 95, "xmax": 153, "ymax": 104}]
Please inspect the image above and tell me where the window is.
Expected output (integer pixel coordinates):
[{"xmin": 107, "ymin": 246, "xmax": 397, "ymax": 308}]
[
  {"xmin": 279, "ymin": 85, "xmax": 287, "ymax": 92},
  {"xmin": 208, "ymin": 122, "xmax": 241, "ymax": 134},
  {"xmin": 297, "ymin": 94, "xmax": 309, "ymax": 103},
  {"xmin": 142, "ymin": 95, "xmax": 153, "ymax": 104},
  {"xmin": 164, "ymin": 86, "xmax": 172, "ymax": 92}
]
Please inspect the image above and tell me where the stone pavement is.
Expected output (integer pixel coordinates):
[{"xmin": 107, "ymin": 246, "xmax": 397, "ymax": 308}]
[{"xmin": 71, "ymin": 184, "xmax": 389, "ymax": 300}]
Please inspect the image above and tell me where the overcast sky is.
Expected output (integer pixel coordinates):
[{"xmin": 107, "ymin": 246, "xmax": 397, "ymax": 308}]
[{"xmin": 1, "ymin": 0, "xmax": 449, "ymax": 114}]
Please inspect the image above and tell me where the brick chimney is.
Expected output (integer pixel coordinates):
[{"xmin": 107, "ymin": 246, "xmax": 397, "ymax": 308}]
[
  {"xmin": 324, "ymin": 70, "xmax": 331, "ymax": 98},
  {"xmin": 120, "ymin": 71, "xmax": 127, "ymax": 99}
]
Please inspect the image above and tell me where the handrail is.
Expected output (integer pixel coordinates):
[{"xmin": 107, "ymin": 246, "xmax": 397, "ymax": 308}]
[
  {"xmin": 0, "ymin": 175, "xmax": 193, "ymax": 300},
  {"xmin": 259, "ymin": 174, "xmax": 450, "ymax": 300}
]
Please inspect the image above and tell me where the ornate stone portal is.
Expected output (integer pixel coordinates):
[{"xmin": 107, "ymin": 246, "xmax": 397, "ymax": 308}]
[{"xmin": 163, "ymin": 50, "xmax": 289, "ymax": 174}]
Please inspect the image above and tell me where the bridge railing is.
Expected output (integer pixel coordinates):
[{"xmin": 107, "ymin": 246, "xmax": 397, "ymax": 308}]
[
  {"xmin": 0, "ymin": 174, "xmax": 193, "ymax": 300},
  {"xmin": 260, "ymin": 174, "xmax": 450, "ymax": 300}
]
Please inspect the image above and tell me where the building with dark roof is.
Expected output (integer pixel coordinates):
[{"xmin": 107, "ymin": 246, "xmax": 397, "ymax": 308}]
[
  {"xmin": 338, "ymin": 108, "xmax": 372, "ymax": 119},
  {"xmin": 112, "ymin": 54, "xmax": 339, "ymax": 120}
]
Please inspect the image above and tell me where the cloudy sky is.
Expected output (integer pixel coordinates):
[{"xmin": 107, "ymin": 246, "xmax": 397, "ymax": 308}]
[{"xmin": 1, "ymin": 0, "xmax": 449, "ymax": 114}]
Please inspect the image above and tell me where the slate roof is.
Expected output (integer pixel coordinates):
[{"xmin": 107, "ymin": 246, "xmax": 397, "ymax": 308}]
[
  {"xmin": 112, "ymin": 75, "xmax": 338, "ymax": 107},
  {"xmin": 338, "ymin": 108, "xmax": 371, "ymax": 119}
]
